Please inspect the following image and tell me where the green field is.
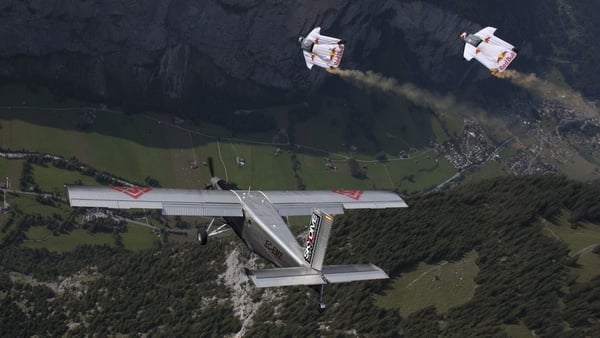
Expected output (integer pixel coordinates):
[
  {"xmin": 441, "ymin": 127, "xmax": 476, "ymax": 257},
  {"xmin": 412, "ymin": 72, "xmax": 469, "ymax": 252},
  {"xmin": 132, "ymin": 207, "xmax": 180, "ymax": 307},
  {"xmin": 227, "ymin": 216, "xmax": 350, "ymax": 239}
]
[
  {"xmin": 504, "ymin": 323, "xmax": 534, "ymax": 338},
  {"xmin": 6, "ymin": 193, "xmax": 70, "ymax": 219},
  {"xmin": 375, "ymin": 250, "xmax": 479, "ymax": 316},
  {"xmin": 33, "ymin": 164, "xmax": 99, "ymax": 196},
  {"xmin": 0, "ymin": 157, "xmax": 22, "ymax": 187},
  {"xmin": 1, "ymin": 84, "xmax": 462, "ymax": 194},
  {"xmin": 23, "ymin": 227, "xmax": 114, "ymax": 252},
  {"xmin": 541, "ymin": 210, "xmax": 600, "ymax": 282},
  {"xmin": 1, "ymin": 83, "xmax": 471, "ymax": 253},
  {"xmin": 121, "ymin": 223, "xmax": 157, "ymax": 251}
]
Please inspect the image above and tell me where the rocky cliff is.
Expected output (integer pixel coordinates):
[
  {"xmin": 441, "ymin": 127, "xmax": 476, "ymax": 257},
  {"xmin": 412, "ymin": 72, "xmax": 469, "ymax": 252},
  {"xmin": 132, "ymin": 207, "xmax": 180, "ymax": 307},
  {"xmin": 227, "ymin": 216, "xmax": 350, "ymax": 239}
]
[{"xmin": 0, "ymin": 0, "xmax": 597, "ymax": 116}]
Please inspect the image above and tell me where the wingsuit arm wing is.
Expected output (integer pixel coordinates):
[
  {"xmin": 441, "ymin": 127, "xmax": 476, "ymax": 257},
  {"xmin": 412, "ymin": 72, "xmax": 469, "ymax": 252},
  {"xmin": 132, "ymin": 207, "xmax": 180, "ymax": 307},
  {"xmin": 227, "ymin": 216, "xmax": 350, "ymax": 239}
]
[
  {"xmin": 302, "ymin": 51, "xmax": 315, "ymax": 69},
  {"xmin": 307, "ymin": 26, "xmax": 341, "ymax": 45},
  {"xmin": 463, "ymin": 44, "xmax": 477, "ymax": 61},
  {"xmin": 476, "ymin": 26, "xmax": 515, "ymax": 50}
]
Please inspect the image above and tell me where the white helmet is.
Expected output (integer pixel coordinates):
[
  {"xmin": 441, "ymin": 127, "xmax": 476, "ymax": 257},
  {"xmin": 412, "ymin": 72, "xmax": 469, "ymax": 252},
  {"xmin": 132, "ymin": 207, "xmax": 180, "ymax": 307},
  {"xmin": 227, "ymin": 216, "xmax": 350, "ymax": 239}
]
[
  {"xmin": 459, "ymin": 32, "xmax": 467, "ymax": 40},
  {"xmin": 298, "ymin": 36, "xmax": 304, "ymax": 43}
]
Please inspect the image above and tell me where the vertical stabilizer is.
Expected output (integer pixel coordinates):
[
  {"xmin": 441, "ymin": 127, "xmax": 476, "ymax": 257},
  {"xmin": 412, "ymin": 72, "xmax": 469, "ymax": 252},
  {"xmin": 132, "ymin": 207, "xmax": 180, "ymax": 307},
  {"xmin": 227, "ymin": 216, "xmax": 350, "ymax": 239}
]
[{"xmin": 303, "ymin": 210, "xmax": 333, "ymax": 271}]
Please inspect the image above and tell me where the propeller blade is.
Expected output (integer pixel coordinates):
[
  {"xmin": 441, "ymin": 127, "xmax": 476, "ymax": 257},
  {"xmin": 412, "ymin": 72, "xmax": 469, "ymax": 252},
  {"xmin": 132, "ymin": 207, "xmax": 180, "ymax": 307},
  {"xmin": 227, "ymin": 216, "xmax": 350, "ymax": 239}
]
[{"xmin": 207, "ymin": 157, "xmax": 215, "ymax": 177}]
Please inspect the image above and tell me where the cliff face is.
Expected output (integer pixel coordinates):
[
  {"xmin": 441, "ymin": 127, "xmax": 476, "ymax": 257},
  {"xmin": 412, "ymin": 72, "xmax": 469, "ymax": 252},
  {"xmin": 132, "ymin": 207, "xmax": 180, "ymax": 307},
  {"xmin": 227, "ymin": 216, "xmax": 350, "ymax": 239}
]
[
  {"xmin": 0, "ymin": 1, "xmax": 481, "ymax": 112},
  {"xmin": 1, "ymin": 0, "xmax": 594, "ymax": 114}
]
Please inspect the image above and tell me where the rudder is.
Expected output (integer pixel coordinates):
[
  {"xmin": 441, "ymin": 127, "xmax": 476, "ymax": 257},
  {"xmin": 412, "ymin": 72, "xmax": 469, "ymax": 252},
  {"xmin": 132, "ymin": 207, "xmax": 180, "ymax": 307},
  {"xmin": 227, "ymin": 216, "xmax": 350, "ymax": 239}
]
[{"xmin": 303, "ymin": 209, "xmax": 333, "ymax": 271}]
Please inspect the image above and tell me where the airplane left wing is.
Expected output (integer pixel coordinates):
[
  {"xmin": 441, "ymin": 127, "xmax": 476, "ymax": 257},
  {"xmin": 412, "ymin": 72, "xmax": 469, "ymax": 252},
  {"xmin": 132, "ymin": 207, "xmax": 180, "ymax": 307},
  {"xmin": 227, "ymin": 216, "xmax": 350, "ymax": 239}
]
[
  {"xmin": 259, "ymin": 190, "xmax": 407, "ymax": 216},
  {"xmin": 67, "ymin": 185, "xmax": 244, "ymax": 217}
]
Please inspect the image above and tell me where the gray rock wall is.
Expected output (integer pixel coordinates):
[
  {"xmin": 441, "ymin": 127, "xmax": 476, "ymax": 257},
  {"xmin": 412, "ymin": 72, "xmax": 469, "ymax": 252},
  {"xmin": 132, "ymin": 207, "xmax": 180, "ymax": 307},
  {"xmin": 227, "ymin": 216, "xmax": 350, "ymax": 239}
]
[{"xmin": 0, "ymin": 1, "xmax": 494, "ymax": 113}]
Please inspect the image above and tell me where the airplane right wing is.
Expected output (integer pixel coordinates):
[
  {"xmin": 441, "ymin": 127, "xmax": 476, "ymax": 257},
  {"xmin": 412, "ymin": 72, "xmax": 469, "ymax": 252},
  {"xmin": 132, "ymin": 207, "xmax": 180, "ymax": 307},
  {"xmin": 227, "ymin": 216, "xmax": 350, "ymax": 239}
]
[{"xmin": 260, "ymin": 190, "xmax": 407, "ymax": 216}]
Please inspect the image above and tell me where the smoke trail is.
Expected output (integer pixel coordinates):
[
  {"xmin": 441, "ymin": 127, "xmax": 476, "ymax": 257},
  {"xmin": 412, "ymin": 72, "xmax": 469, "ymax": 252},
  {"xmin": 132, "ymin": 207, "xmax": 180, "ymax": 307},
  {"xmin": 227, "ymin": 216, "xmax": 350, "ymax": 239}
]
[
  {"xmin": 494, "ymin": 70, "xmax": 598, "ymax": 118},
  {"xmin": 328, "ymin": 68, "xmax": 486, "ymax": 117}
]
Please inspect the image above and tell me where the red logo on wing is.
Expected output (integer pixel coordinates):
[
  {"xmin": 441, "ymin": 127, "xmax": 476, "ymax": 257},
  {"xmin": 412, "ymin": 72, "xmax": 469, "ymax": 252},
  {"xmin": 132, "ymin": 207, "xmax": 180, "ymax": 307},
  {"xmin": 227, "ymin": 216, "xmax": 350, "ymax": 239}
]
[
  {"xmin": 110, "ymin": 186, "xmax": 151, "ymax": 199},
  {"xmin": 497, "ymin": 51, "xmax": 507, "ymax": 62},
  {"xmin": 332, "ymin": 189, "xmax": 364, "ymax": 200},
  {"xmin": 484, "ymin": 37, "xmax": 491, "ymax": 43}
]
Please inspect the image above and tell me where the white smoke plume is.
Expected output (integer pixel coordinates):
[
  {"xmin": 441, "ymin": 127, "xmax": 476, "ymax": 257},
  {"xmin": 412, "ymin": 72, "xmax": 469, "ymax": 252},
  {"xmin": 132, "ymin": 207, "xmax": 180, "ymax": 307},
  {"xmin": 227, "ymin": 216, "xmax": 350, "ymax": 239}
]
[
  {"xmin": 494, "ymin": 70, "xmax": 598, "ymax": 119},
  {"xmin": 328, "ymin": 68, "xmax": 486, "ymax": 117}
]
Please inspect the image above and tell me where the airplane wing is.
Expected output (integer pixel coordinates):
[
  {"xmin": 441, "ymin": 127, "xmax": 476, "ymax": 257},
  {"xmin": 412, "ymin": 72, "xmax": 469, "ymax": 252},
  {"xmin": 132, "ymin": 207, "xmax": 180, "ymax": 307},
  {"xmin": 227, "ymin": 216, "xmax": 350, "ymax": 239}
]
[
  {"xmin": 67, "ymin": 185, "xmax": 243, "ymax": 216},
  {"xmin": 67, "ymin": 186, "xmax": 406, "ymax": 217},
  {"xmin": 260, "ymin": 190, "xmax": 407, "ymax": 216}
]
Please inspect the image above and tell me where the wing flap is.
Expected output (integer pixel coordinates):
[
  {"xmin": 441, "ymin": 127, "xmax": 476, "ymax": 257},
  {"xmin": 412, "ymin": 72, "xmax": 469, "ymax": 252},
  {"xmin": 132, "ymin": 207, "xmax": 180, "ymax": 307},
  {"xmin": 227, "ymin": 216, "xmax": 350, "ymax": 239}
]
[
  {"xmin": 261, "ymin": 190, "xmax": 407, "ymax": 216},
  {"xmin": 162, "ymin": 205, "xmax": 243, "ymax": 217},
  {"xmin": 270, "ymin": 204, "xmax": 344, "ymax": 217}
]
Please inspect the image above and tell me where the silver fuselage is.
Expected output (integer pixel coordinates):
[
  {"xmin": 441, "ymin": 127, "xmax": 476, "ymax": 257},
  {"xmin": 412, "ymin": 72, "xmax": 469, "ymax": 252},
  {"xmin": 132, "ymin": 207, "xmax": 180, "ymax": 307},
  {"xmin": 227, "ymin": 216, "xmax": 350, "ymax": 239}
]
[{"xmin": 229, "ymin": 191, "xmax": 308, "ymax": 268}]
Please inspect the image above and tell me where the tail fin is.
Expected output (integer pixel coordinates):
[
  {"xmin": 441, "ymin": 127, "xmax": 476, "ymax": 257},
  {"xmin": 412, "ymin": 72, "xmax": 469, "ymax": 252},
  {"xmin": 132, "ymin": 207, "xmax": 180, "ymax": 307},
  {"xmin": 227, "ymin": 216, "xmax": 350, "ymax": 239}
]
[{"xmin": 303, "ymin": 209, "xmax": 333, "ymax": 271}]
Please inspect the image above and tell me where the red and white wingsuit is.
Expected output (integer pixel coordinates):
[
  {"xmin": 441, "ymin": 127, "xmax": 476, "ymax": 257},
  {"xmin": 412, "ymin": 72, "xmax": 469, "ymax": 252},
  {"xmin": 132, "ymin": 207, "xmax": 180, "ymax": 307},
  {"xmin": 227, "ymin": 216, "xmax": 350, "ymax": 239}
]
[
  {"xmin": 461, "ymin": 27, "xmax": 517, "ymax": 74},
  {"xmin": 299, "ymin": 27, "xmax": 345, "ymax": 70}
]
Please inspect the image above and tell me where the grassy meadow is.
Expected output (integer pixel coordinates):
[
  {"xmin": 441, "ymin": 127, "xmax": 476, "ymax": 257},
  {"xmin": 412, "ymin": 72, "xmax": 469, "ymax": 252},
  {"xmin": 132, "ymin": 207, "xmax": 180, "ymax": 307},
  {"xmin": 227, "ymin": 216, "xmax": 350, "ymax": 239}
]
[
  {"xmin": 375, "ymin": 250, "xmax": 479, "ymax": 316},
  {"xmin": 0, "ymin": 83, "xmax": 464, "ymax": 253},
  {"xmin": 541, "ymin": 210, "xmax": 600, "ymax": 283}
]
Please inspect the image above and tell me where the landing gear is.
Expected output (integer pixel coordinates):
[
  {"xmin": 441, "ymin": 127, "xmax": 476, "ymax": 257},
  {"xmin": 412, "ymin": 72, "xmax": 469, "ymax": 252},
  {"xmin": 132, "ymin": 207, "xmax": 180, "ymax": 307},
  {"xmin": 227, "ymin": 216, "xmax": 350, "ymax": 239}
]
[
  {"xmin": 197, "ymin": 227, "xmax": 208, "ymax": 245},
  {"xmin": 317, "ymin": 284, "xmax": 326, "ymax": 313}
]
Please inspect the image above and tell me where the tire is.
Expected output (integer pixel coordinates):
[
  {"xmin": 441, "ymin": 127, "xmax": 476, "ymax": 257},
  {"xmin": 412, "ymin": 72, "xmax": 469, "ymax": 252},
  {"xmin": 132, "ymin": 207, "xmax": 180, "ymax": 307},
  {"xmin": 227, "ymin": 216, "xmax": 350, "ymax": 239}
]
[{"xmin": 197, "ymin": 227, "xmax": 208, "ymax": 245}]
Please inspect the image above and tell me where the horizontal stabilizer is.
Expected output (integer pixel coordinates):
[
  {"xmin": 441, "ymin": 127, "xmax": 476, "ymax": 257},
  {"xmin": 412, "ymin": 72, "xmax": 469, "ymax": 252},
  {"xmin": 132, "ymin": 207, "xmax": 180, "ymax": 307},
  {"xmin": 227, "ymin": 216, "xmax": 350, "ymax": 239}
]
[
  {"xmin": 246, "ymin": 267, "xmax": 326, "ymax": 288},
  {"xmin": 322, "ymin": 264, "xmax": 389, "ymax": 283},
  {"xmin": 246, "ymin": 263, "xmax": 388, "ymax": 288}
]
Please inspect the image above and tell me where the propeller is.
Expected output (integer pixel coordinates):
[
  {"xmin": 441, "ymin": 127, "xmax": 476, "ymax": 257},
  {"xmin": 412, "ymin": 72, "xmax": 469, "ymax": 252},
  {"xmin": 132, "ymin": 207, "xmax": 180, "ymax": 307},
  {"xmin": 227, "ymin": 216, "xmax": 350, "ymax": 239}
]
[
  {"xmin": 205, "ymin": 157, "xmax": 216, "ymax": 189},
  {"xmin": 207, "ymin": 157, "xmax": 215, "ymax": 178},
  {"xmin": 204, "ymin": 156, "xmax": 239, "ymax": 190}
]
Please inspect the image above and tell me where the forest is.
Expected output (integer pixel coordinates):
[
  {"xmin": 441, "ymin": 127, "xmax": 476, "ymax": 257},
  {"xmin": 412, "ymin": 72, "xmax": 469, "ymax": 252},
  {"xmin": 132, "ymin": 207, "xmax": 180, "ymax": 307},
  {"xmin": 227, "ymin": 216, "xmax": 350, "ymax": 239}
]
[{"xmin": 0, "ymin": 175, "xmax": 599, "ymax": 336}]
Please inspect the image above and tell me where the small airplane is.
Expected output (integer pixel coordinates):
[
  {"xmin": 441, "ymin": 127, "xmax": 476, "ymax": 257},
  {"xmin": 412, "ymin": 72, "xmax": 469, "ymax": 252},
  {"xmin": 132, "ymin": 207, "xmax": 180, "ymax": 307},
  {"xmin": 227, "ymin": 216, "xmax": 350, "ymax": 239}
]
[
  {"xmin": 299, "ymin": 26, "xmax": 346, "ymax": 70},
  {"xmin": 460, "ymin": 27, "xmax": 518, "ymax": 75},
  {"xmin": 66, "ymin": 158, "xmax": 406, "ymax": 311}
]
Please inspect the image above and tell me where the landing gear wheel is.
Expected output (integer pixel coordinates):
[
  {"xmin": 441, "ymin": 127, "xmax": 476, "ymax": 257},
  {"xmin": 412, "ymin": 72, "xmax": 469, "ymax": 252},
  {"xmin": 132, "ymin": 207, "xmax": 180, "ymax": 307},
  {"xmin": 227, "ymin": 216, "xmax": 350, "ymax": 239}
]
[
  {"xmin": 197, "ymin": 227, "xmax": 208, "ymax": 245},
  {"xmin": 317, "ymin": 284, "xmax": 326, "ymax": 313}
]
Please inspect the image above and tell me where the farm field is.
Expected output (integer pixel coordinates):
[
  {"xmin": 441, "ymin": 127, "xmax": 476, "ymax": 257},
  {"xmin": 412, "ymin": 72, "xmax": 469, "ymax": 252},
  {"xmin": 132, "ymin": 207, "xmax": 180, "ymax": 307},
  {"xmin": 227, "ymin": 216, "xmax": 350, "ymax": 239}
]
[
  {"xmin": 541, "ymin": 210, "xmax": 600, "ymax": 283},
  {"xmin": 1, "ymin": 83, "xmax": 470, "ymax": 255},
  {"xmin": 23, "ymin": 226, "xmax": 114, "ymax": 252},
  {"xmin": 375, "ymin": 250, "xmax": 479, "ymax": 316}
]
